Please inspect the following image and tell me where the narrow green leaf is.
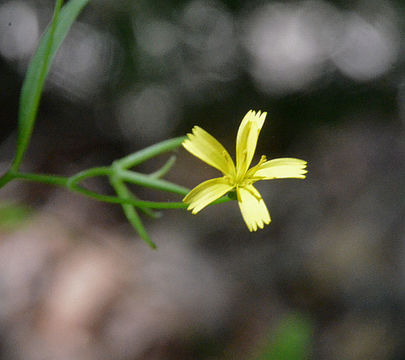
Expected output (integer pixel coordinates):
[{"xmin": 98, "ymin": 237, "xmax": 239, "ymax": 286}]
[
  {"xmin": 110, "ymin": 175, "xmax": 156, "ymax": 249},
  {"xmin": 121, "ymin": 202, "xmax": 157, "ymax": 249},
  {"xmin": 12, "ymin": 0, "xmax": 89, "ymax": 171},
  {"xmin": 149, "ymin": 155, "xmax": 177, "ymax": 179}
]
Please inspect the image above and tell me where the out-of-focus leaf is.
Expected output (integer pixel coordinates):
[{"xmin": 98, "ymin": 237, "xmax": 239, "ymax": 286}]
[
  {"xmin": 255, "ymin": 313, "xmax": 313, "ymax": 360},
  {"xmin": 12, "ymin": 0, "xmax": 89, "ymax": 171},
  {"xmin": 0, "ymin": 203, "xmax": 32, "ymax": 230}
]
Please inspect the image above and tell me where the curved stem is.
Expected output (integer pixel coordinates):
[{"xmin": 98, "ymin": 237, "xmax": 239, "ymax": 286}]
[
  {"xmin": 69, "ymin": 181, "xmax": 187, "ymax": 208},
  {"xmin": 67, "ymin": 166, "xmax": 188, "ymax": 208},
  {"xmin": 67, "ymin": 166, "xmax": 112, "ymax": 187},
  {"xmin": 116, "ymin": 136, "xmax": 186, "ymax": 169},
  {"xmin": 0, "ymin": 172, "xmax": 15, "ymax": 189},
  {"xmin": 1, "ymin": 168, "xmax": 232, "ymax": 209},
  {"xmin": 14, "ymin": 171, "xmax": 69, "ymax": 187}
]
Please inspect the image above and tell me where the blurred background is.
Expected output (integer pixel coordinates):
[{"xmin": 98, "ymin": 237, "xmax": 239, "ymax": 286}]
[{"xmin": 0, "ymin": 0, "xmax": 405, "ymax": 359}]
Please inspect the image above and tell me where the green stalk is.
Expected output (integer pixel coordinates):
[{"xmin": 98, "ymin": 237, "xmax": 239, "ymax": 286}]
[
  {"xmin": 70, "ymin": 183, "xmax": 187, "ymax": 208},
  {"xmin": 118, "ymin": 170, "xmax": 190, "ymax": 196},
  {"xmin": 0, "ymin": 172, "xmax": 14, "ymax": 189},
  {"xmin": 67, "ymin": 166, "xmax": 112, "ymax": 187},
  {"xmin": 11, "ymin": 171, "xmax": 69, "ymax": 187},
  {"xmin": 116, "ymin": 137, "xmax": 186, "ymax": 169}
]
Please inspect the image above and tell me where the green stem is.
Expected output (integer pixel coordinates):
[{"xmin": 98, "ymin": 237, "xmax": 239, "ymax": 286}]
[
  {"xmin": 67, "ymin": 165, "xmax": 190, "ymax": 207},
  {"xmin": 69, "ymin": 183, "xmax": 187, "ymax": 208},
  {"xmin": 13, "ymin": 171, "xmax": 69, "ymax": 187},
  {"xmin": 67, "ymin": 166, "xmax": 112, "ymax": 187},
  {"xmin": 127, "ymin": 193, "xmax": 161, "ymax": 219},
  {"xmin": 0, "ymin": 168, "xmax": 180, "ymax": 208},
  {"xmin": 116, "ymin": 136, "xmax": 186, "ymax": 169},
  {"xmin": 0, "ymin": 172, "xmax": 14, "ymax": 189},
  {"xmin": 0, "ymin": 168, "xmax": 232, "ymax": 210},
  {"xmin": 118, "ymin": 169, "xmax": 190, "ymax": 196}
]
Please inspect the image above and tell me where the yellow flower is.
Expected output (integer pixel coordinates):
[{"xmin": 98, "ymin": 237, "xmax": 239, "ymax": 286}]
[{"xmin": 182, "ymin": 110, "xmax": 307, "ymax": 231}]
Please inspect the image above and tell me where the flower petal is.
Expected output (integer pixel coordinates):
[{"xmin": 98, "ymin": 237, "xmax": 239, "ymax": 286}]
[
  {"xmin": 237, "ymin": 185, "xmax": 271, "ymax": 232},
  {"xmin": 183, "ymin": 126, "xmax": 236, "ymax": 177},
  {"xmin": 253, "ymin": 158, "xmax": 307, "ymax": 179},
  {"xmin": 236, "ymin": 110, "xmax": 267, "ymax": 178},
  {"xmin": 183, "ymin": 177, "xmax": 234, "ymax": 214}
]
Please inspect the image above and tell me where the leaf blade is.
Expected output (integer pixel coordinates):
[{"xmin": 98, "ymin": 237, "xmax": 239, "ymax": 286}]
[{"xmin": 12, "ymin": 0, "xmax": 89, "ymax": 171}]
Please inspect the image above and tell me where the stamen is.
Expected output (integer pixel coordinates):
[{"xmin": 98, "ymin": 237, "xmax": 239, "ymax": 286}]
[
  {"xmin": 245, "ymin": 155, "xmax": 267, "ymax": 179},
  {"xmin": 258, "ymin": 155, "xmax": 267, "ymax": 166}
]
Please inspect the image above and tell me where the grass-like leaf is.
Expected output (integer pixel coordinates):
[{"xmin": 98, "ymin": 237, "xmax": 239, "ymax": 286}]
[
  {"xmin": 12, "ymin": 0, "xmax": 89, "ymax": 171},
  {"xmin": 110, "ymin": 174, "xmax": 157, "ymax": 249}
]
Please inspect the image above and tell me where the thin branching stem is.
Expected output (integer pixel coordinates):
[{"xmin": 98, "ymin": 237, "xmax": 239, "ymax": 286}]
[{"xmin": 115, "ymin": 137, "xmax": 186, "ymax": 169}]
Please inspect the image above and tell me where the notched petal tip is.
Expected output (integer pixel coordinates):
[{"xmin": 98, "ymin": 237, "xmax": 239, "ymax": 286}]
[
  {"xmin": 188, "ymin": 205, "xmax": 200, "ymax": 215},
  {"xmin": 248, "ymin": 214, "xmax": 271, "ymax": 232},
  {"xmin": 253, "ymin": 157, "xmax": 308, "ymax": 180},
  {"xmin": 237, "ymin": 186, "xmax": 271, "ymax": 232},
  {"xmin": 249, "ymin": 110, "xmax": 267, "ymax": 128},
  {"xmin": 182, "ymin": 126, "xmax": 204, "ymax": 146},
  {"xmin": 184, "ymin": 125, "xmax": 201, "ymax": 139},
  {"xmin": 182, "ymin": 126, "xmax": 236, "ymax": 176}
]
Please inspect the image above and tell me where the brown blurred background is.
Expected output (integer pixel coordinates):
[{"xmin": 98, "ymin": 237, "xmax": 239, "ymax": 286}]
[{"xmin": 0, "ymin": 0, "xmax": 405, "ymax": 359}]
